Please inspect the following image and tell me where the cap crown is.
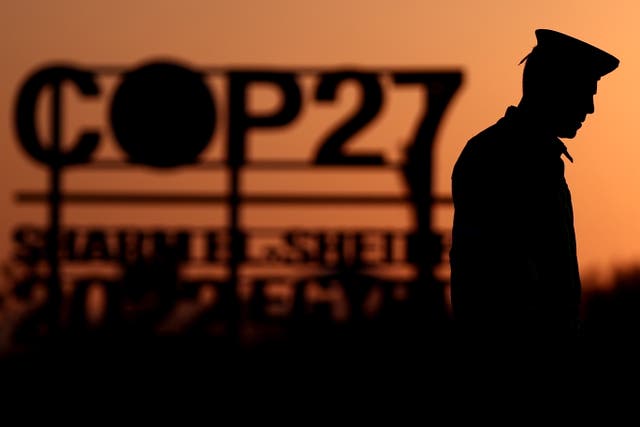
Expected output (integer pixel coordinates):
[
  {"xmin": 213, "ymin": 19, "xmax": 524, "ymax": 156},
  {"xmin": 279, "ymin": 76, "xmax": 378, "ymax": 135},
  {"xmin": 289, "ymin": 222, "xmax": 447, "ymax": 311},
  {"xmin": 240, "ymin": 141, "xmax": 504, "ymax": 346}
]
[{"xmin": 528, "ymin": 29, "xmax": 619, "ymax": 79}]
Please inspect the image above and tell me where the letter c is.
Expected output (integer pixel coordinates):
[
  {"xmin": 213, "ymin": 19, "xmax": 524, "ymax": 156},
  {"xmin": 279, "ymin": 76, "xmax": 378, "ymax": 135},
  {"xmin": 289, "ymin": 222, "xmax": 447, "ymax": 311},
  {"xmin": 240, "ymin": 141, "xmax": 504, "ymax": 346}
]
[{"xmin": 14, "ymin": 65, "xmax": 100, "ymax": 166}]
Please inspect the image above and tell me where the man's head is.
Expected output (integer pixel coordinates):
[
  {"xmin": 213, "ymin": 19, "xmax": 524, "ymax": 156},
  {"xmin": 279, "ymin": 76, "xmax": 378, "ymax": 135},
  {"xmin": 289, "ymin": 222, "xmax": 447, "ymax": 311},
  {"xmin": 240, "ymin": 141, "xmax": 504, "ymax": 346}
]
[{"xmin": 520, "ymin": 29, "xmax": 619, "ymax": 138}]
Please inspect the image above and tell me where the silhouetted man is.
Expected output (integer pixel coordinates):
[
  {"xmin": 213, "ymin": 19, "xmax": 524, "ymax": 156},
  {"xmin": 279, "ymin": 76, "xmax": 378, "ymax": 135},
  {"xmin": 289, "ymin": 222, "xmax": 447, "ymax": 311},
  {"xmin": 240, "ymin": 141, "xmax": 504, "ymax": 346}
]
[{"xmin": 449, "ymin": 29, "xmax": 619, "ymax": 342}]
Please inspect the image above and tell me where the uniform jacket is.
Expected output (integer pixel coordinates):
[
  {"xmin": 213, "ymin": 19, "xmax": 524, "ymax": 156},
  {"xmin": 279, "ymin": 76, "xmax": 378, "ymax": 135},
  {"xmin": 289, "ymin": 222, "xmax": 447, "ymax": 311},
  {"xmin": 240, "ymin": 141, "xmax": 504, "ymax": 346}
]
[{"xmin": 449, "ymin": 106, "xmax": 581, "ymax": 338}]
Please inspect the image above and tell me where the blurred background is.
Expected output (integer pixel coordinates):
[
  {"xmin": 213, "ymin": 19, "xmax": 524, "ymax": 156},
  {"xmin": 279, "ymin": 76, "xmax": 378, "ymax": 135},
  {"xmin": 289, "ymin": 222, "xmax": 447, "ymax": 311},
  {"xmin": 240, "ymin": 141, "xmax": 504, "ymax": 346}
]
[{"xmin": 1, "ymin": 0, "xmax": 640, "ymax": 371}]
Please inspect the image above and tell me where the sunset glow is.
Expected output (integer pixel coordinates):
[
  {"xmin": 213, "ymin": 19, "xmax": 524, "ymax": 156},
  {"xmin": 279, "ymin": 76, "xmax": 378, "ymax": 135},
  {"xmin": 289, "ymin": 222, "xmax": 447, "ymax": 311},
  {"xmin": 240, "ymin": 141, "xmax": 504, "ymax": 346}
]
[{"xmin": 2, "ymin": 0, "xmax": 638, "ymax": 291}]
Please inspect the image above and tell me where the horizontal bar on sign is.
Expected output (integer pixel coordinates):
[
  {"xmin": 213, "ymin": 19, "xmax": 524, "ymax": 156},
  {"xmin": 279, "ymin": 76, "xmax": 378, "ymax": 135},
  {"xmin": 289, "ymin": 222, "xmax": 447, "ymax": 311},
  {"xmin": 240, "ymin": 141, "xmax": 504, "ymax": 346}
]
[
  {"xmin": 16, "ymin": 191, "xmax": 452, "ymax": 205},
  {"xmin": 199, "ymin": 66, "xmax": 463, "ymax": 75},
  {"xmin": 84, "ymin": 160, "xmax": 403, "ymax": 171},
  {"xmin": 89, "ymin": 65, "xmax": 462, "ymax": 76}
]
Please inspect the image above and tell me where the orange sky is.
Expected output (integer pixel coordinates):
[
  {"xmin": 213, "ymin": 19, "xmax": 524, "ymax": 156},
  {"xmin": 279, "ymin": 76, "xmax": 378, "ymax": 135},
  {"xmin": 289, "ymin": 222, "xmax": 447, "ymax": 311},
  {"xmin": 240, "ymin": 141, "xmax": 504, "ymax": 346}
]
[{"xmin": 1, "ymin": 0, "xmax": 639, "ymax": 290}]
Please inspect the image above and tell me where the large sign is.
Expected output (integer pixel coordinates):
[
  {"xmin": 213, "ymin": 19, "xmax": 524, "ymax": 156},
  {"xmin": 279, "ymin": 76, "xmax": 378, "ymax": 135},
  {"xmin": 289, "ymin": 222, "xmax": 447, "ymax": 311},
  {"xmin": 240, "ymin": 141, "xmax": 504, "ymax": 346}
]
[{"xmin": 9, "ymin": 61, "xmax": 462, "ymax": 342}]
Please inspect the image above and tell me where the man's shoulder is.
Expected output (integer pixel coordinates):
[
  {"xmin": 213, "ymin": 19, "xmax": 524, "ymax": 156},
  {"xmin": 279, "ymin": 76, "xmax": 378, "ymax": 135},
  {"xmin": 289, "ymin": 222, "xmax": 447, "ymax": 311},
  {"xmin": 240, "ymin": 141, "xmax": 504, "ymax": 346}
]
[
  {"xmin": 466, "ymin": 114, "xmax": 516, "ymax": 151},
  {"xmin": 455, "ymin": 117, "xmax": 513, "ymax": 168},
  {"xmin": 451, "ymin": 109, "xmax": 528, "ymax": 185}
]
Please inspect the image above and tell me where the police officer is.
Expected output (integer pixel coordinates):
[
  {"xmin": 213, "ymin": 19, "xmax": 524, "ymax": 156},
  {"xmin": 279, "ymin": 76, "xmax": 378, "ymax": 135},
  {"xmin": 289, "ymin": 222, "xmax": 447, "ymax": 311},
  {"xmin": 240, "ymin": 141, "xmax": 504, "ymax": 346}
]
[{"xmin": 449, "ymin": 29, "xmax": 619, "ymax": 342}]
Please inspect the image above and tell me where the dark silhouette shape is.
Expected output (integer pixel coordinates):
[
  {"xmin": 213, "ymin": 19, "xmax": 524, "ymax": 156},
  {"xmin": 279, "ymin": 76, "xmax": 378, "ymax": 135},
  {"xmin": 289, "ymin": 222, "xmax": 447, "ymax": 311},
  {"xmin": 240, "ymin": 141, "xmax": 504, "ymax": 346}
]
[
  {"xmin": 6, "ymin": 62, "xmax": 468, "ymax": 374},
  {"xmin": 110, "ymin": 62, "xmax": 216, "ymax": 167},
  {"xmin": 449, "ymin": 29, "xmax": 619, "ymax": 343}
]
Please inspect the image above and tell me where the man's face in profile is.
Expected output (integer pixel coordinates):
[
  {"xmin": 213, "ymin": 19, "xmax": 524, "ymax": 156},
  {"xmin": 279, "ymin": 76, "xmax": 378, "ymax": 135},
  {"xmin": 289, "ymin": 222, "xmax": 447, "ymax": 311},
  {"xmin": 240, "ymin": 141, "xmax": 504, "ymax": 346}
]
[{"xmin": 548, "ymin": 76, "xmax": 598, "ymax": 139}]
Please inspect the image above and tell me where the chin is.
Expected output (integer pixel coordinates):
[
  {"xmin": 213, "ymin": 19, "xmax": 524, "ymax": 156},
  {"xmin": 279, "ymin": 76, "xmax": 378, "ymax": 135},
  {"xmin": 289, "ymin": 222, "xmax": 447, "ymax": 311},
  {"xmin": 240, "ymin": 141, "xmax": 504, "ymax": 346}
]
[
  {"xmin": 559, "ymin": 131, "xmax": 578, "ymax": 139},
  {"xmin": 557, "ymin": 124, "xmax": 580, "ymax": 139}
]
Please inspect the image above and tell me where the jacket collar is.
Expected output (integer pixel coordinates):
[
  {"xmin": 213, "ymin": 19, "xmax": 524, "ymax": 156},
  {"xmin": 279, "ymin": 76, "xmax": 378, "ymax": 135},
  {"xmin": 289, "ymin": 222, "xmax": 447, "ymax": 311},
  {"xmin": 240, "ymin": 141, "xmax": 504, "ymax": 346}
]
[{"xmin": 503, "ymin": 106, "xmax": 574, "ymax": 163}]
